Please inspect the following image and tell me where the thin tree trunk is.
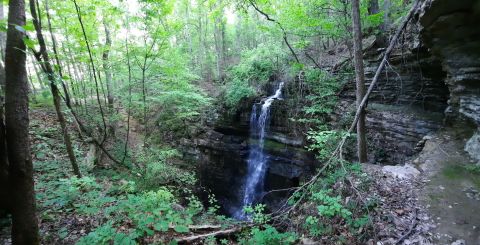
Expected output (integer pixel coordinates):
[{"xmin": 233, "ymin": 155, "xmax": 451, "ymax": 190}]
[
  {"xmin": 383, "ymin": 0, "xmax": 391, "ymax": 32},
  {"xmin": 30, "ymin": 0, "xmax": 81, "ymax": 178},
  {"xmin": 72, "ymin": 0, "xmax": 108, "ymax": 143},
  {"xmin": 4, "ymin": 0, "xmax": 40, "ymax": 242},
  {"xmin": 0, "ymin": 96, "xmax": 8, "ymax": 214},
  {"xmin": 27, "ymin": 65, "xmax": 38, "ymax": 101},
  {"xmin": 44, "ymin": 0, "xmax": 72, "ymax": 108},
  {"xmin": 122, "ymin": 17, "xmax": 132, "ymax": 163},
  {"xmin": 33, "ymin": 60, "xmax": 45, "ymax": 90},
  {"xmin": 102, "ymin": 21, "xmax": 113, "ymax": 109},
  {"xmin": 351, "ymin": 0, "xmax": 368, "ymax": 163},
  {"xmin": 368, "ymin": 0, "xmax": 386, "ymax": 46}
]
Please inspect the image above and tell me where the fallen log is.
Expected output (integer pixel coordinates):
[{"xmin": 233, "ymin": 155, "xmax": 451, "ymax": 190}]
[{"xmin": 175, "ymin": 226, "xmax": 246, "ymax": 244}]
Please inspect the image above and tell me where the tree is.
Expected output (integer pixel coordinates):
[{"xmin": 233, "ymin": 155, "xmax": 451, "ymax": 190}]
[
  {"xmin": 351, "ymin": 0, "xmax": 368, "ymax": 163},
  {"xmin": 102, "ymin": 21, "xmax": 114, "ymax": 109},
  {"xmin": 0, "ymin": 0, "xmax": 8, "ymax": 215},
  {"xmin": 30, "ymin": 0, "xmax": 81, "ymax": 178},
  {"xmin": 4, "ymin": 0, "xmax": 40, "ymax": 243},
  {"xmin": 0, "ymin": 1, "xmax": 6, "ymax": 91}
]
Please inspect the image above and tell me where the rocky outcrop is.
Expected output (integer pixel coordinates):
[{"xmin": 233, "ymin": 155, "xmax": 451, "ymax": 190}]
[
  {"xmin": 419, "ymin": 0, "xmax": 480, "ymax": 163},
  {"xmin": 339, "ymin": 25, "xmax": 449, "ymax": 163},
  {"xmin": 181, "ymin": 99, "xmax": 315, "ymax": 215},
  {"xmin": 366, "ymin": 103, "xmax": 444, "ymax": 163}
]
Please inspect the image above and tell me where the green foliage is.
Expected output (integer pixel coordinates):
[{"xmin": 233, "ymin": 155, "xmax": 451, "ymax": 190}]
[
  {"xmin": 306, "ymin": 130, "xmax": 350, "ymax": 162},
  {"xmin": 135, "ymin": 147, "xmax": 197, "ymax": 190},
  {"xmin": 464, "ymin": 164, "xmax": 480, "ymax": 174},
  {"xmin": 304, "ymin": 216, "xmax": 332, "ymax": 236},
  {"xmin": 224, "ymin": 78, "xmax": 256, "ymax": 109},
  {"xmin": 291, "ymin": 68, "xmax": 341, "ymax": 128},
  {"xmin": 78, "ymin": 188, "xmax": 202, "ymax": 243},
  {"xmin": 239, "ymin": 225, "xmax": 297, "ymax": 245},
  {"xmin": 224, "ymin": 43, "xmax": 285, "ymax": 111},
  {"xmin": 311, "ymin": 190, "xmax": 352, "ymax": 219},
  {"xmin": 301, "ymin": 162, "xmax": 373, "ymax": 241},
  {"xmin": 76, "ymin": 222, "xmax": 138, "ymax": 245},
  {"xmin": 30, "ymin": 90, "xmax": 53, "ymax": 108},
  {"xmin": 243, "ymin": 204, "xmax": 269, "ymax": 224}
]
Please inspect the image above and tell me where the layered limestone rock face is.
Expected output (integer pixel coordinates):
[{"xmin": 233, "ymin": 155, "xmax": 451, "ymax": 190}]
[
  {"xmin": 419, "ymin": 0, "xmax": 480, "ymax": 163},
  {"xmin": 339, "ymin": 28, "xmax": 449, "ymax": 163}
]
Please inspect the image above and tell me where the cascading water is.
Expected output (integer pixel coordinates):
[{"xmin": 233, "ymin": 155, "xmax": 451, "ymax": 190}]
[{"xmin": 235, "ymin": 82, "xmax": 284, "ymax": 219}]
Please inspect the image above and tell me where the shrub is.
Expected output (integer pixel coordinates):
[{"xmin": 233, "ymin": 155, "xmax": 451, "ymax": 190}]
[{"xmin": 239, "ymin": 225, "xmax": 297, "ymax": 245}]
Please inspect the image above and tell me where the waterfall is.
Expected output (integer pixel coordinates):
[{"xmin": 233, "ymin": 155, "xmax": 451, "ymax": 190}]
[{"xmin": 235, "ymin": 82, "xmax": 284, "ymax": 219}]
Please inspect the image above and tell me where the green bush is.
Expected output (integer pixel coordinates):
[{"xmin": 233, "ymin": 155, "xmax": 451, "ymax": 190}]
[
  {"xmin": 135, "ymin": 147, "xmax": 197, "ymax": 190},
  {"xmin": 239, "ymin": 225, "xmax": 297, "ymax": 245},
  {"xmin": 224, "ymin": 42, "xmax": 285, "ymax": 111}
]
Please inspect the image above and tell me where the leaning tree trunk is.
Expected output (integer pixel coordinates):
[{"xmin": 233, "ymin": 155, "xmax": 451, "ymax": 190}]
[
  {"xmin": 30, "ymin": 0, "xmax": 81, "ymax": 178},
  {"xmin": 4, "ymin": 0, "xmax": 40, "ymax": 243},
  {"xmin": 351, "ymin": 0, "xmax": 368, "ymax": 163}
]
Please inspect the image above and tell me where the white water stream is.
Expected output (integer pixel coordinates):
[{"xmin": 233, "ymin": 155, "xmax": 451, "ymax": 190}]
[{"xmin": 235, "ymin": 82, "xmax": 284, "ymax": 219}]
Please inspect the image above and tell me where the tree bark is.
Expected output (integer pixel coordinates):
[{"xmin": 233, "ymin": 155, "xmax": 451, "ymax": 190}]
[
  {"xmin": 0, "ymin": 1, "xmax": 6, "ymax": 92},
  {"xmin": 30, "ymin": 0, "xmax": 81, "ymax": 178},
  {"xmin": 0, "ymin": 97, "xmax": 8, "ymax": 214},
  {"xmin": 351, "ymin": 0, "xmax": 368, "ymax": 163},
  {"xmin": 102, "ymin": 21, "xmax": 114, "ymax": 109},
  {"xmin": 72, "ymin": 0, "xmax": 108, "ymax": 143},
  {"xmin": 0, "ymin": 1, "xmax": 8, "ymax": 214},
  {"xmin": 368, "ymin": 0, "xmax": 380, "ymax": 15},
  {"xmin": 44, "ymin": 0, "xmax": 72, "ymax": 108},
  {"xmin": 4, "ymin": 0, "xmax": 40, "ymax": 243},
  {"xmin": 368, "ymin": 0, "xmax": 386, "ymax": 47},
  {"xmin": 27, "ymin": 65, "xmax": 38, "ymax": 101}
]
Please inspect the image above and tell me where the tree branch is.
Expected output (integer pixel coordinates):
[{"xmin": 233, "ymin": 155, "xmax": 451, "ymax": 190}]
[{"xmin": 248, "ymin": 0, "xmax": 300, "ymax": 63}]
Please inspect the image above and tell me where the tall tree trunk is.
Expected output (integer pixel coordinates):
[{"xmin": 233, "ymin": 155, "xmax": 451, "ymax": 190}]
[
  {"xmin": 102, "ymin": 21, "xmax": 113, "ymax": 109},
  {"xmin": 368, "ymin": 0, "xmax": 379, "ymax": 15},
  {"xmin": 5, "ymin": 0, "xmax": 40, "ymax": 243},
  {"xmin": 213, "ymin": 15, "xmax": 226, "ymax": 82},
  {"xmin": 351, "ymin": 0, "xmax": 368, "ymax": 163},
  {"xmin": 383, "ymin": 0, "xmax": 391, "ymax": 32},
  {"xmin": 27, "ymin": 65, "xmax": 38, "ymax": 101},
  {"xmin": 32, "ymin": 60, "xmax": 45, "ymax": 90},
  {"xmin": 0, "ymin": 1, "xmax": 6, "ymax": 93},
  {"xmin": 0, "ymin": 1, "xmax": 8, "ymax": 215},
  {"xmin": 72, "ymin": 0, "xmax": 108, "ymax": 143},
  {"xmin": 122, "ymin": 17, "xmax": 132, "ymax": 163},
  {"xmin": 0, "ymin": 96, "xmax": 8, "ymax": 214},
  {"xmin": 30, "ymin": 0, "xmax": 81, "ymax": 178},
  {"xmin": 44, "ymin": 0, "xmax": 72, "ymax": 108},
  {"xmin": 368, "ymin": 0, "xmax": 386, "ymax": 46}
]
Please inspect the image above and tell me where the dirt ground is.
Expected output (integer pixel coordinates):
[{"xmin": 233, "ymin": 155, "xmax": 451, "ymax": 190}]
[
  {"xmin": 416, "ymin": 130, "xmax": 480, "ymax": 245},
  {"xmin": 363, "ymin": 128, "xmax": 480, "ymax": 245}
]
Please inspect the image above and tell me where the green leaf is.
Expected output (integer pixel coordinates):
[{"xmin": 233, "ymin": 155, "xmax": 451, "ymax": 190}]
[
  {"xmin": 23, "ymin": 38, "xmax": 36, "ymax": 49},
  {"xmin": 173, "ymin": 225, "xmax": 189, "ymax": 233}
]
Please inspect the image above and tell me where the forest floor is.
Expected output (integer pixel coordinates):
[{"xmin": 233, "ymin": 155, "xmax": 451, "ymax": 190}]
[
  {"xmin": 362, "ymin": 128, "xmax": 480, "ymax": 245},
  {"xmin": 0, "ymin": 107, "xmax": 237, "ymax": 244}
]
